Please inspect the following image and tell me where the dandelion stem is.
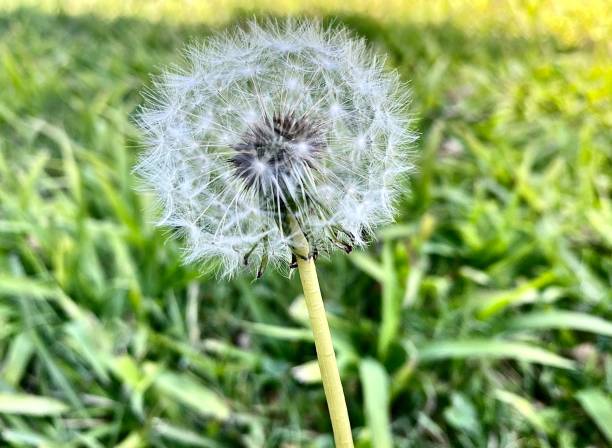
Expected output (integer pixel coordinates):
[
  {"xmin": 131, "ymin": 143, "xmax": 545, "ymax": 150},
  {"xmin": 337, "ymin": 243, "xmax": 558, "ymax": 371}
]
[{"xmin": 291, "ymin": 221, "xmax": 354, "ymax": 447}]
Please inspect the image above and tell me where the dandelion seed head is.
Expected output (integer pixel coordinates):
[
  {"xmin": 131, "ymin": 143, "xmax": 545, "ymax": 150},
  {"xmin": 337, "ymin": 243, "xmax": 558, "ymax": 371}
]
[{"xmin": 135, "ymin": 19, "xmax": 416, "ymax": 277}]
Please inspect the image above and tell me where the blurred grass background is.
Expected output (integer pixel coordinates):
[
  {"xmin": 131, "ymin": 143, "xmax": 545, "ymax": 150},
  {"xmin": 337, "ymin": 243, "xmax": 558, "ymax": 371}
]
[{"xmin": 0, "ymin": 0, "xmax": 611, "ymax": 446}]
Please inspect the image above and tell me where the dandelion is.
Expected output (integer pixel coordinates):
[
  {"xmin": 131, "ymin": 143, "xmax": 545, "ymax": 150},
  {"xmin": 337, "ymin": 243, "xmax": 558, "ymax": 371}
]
[{"xmin": 135, "ymin": 19, "xmax": 414, "ymax": 447}]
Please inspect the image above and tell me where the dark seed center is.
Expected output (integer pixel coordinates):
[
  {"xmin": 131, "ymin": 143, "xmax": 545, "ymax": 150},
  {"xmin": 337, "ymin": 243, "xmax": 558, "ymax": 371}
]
[{"xmin": 229, "ymin": 112, "xmax": 325, "ymax": 190}]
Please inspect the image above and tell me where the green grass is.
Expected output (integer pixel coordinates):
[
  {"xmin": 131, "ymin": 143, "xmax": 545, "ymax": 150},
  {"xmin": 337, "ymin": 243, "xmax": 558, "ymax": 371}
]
[{"xmin": 0, "ymin": 1, "xmax": 611, "ymax": 447}]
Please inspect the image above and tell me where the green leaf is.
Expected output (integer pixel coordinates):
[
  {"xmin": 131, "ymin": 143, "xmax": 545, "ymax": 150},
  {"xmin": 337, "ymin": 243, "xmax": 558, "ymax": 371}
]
[
  {"xmin": 115, "ymin": 432, "xmax": 146, "ymax": 448},
  {"xmin": 0, "ymin": 276, "xmax": 60, "ymax": 300},
  {"xmin": 417, "ymin": 339, "xmax": 574, "ymax": 369},
  {"xmin": 152, "ymin": 419, "xmax": 224, "ymax": 448},
  {"xmin": 476, "ymin": 271, "xmax": 557, "ymax": 318},
  {"xmin": 444, "ymin": 393, "xmax": 481, "ymax": 437},
  {"xmin": 0, "ymin": 394, "xmax": 69, "ymax": 416},
  {"xmin": 494, "ymin": 389, "xmax": 550, "ymax": 433},
  {"xmin": 576, "ymin": 389, "xmax": 612, "ymax": 443},
  {"xmin": 360, "ymin": 358, "xmax": 393, "ymax": 448},
  {"xmin": 153, "ymin": 369, "xmax": 231, "ymax": 421},
  {"xmin": 1, "ymin": 332, "xmax": 34, "ymax": 387},
  {"xmin": 377, "ymin": 223, "xmax": 415, "ymax": 240},
  {"xmin": 350, "ymin": 252, "xmax": 386, "ymax": 283},
  {"xmin": 507, "ymin": 311, "xmax": 612, "ymax": 337},
  {"xmin": 378, "ymin": 241, "xmax": 401, "ymax": 358},
  {"xmin": 0, "ymin": 429, "xmax": 52, "ymax": 446},
  {"xmin": 241, "ymin": 321, "xmax": 313, "ymax": 342},
  {"xmin": 0, "ymin": 220, "xmax": 33, "ymax": 234},
  {"xmin": 64, "ymin": 320, "xmax": 112, "ymax": 383},
  {"xmin": 109, "ymin": 355, "xmax": 144, "ymax": 389}
]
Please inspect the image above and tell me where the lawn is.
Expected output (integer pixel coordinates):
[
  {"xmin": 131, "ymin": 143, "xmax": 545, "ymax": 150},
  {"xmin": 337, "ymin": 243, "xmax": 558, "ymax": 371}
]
[{"xmin": 0, "ymin": 1, "xmax": 611, "ymax": 447}]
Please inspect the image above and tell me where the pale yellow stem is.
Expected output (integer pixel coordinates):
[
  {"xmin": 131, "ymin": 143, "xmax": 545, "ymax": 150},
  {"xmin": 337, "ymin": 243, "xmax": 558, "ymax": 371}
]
[{"xmin": 291, "ymin": 224, "xmax": 354, "ymax": 447}]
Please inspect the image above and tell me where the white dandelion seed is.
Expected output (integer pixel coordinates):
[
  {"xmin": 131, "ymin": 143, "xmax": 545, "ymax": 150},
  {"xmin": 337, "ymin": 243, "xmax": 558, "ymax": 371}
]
[{"xmin": 135, "ymin": 19, "xmax": 416, "ymax": 277}]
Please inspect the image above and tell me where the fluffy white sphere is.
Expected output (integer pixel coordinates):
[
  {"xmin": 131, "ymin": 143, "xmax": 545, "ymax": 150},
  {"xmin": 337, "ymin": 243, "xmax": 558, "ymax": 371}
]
[{"xmin": 135, "ymin": 19, "xmax": 415, "ymax": 277}]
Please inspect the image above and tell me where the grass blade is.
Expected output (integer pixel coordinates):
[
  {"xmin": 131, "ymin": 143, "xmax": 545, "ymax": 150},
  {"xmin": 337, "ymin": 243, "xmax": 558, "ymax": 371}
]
[
  {"xmin": 350, "ymin": 252, "xmax": 386, "ymax": 283},
  {"xmin": 417, "ymin": 339, "xmax": 574, "ymax": 369},
  {"xmin": 152, "ymin": 368, "xmax": 231, "ymax": 421},
  {"xmin": 576, "ymin": 389, "xmax": 612, "ymax": 444},
  {"xmin": 0, "ymin": 394, "xmax": 69, "ymax": 416},
  {"xmin": 494, "ymin": 389, "xmax": 549, "ymax": 433},
  {"xmin": 378, "ymin": 241, "xmax": 401, "ymax": 358},
  {"xmin": 507, "ymin": 311, "xmax": 612, "ymax": 336},
  {"xmin": 360, "ymin": 358, "xmax": 393, "ymax": 448},
  {"xmin": 152, "ymin": 419, "xmax": 224, "ymax": 448},
  {"xmin": 1, "ymin": 332, "xmax": 34, "ymax": 387}
]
